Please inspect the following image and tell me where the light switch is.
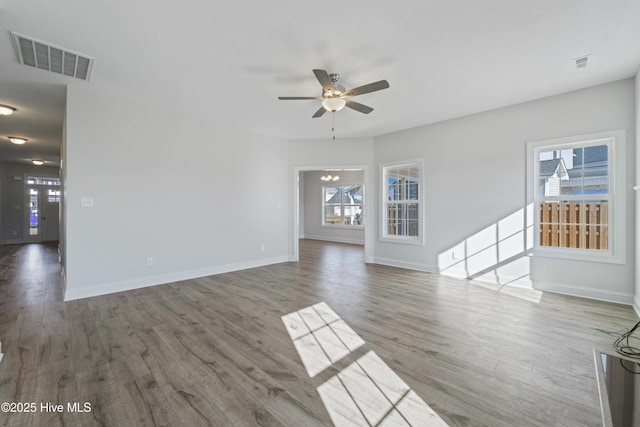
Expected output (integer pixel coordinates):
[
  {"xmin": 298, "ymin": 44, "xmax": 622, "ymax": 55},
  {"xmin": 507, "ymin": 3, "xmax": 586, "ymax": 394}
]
[{"xmin": 81, "ymin": 197, "xmax": 94, "ymax": 208}]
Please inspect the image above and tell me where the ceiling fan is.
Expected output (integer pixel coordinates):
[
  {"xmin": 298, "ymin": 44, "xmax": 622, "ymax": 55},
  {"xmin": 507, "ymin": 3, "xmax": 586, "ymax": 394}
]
[{"xmin": 278, "ymin": 69, "xmax": 389, "ymax": 118}]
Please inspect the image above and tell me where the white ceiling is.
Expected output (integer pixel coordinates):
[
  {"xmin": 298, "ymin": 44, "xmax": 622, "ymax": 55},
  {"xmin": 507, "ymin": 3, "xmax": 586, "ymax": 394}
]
[{"xmin": 1, "ymin": 1, "xmax": 639, "ymax": 167}]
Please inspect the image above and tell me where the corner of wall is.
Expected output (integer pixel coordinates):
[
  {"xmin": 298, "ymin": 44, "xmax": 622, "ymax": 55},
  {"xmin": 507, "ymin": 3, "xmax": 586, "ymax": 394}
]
[{"xmin": 635, "ymin": 67, "xmax": 640, "ymax": 316}]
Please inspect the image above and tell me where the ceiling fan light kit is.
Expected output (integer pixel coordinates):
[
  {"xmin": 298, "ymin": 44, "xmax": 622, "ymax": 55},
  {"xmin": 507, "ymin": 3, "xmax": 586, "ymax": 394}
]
[
  {"xmin": 278, "ymin": 69, "xmax": 389, "ymax": 118},
  {"xmin": 322, "ymin": 97, "xmax": 346, "ymax": 112}
]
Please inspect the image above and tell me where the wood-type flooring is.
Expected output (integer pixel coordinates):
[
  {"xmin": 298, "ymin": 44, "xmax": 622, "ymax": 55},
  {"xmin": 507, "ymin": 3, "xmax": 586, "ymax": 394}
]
[{"xmin": 0, "ymin": 240, "xmax": 637, "ymax": 426}]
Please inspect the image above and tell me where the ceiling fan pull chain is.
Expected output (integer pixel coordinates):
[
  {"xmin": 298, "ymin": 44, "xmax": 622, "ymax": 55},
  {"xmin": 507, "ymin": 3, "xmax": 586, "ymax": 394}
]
[{"xmin": 332, "ymin": 112, "xmax": 336, "ymax": 140}]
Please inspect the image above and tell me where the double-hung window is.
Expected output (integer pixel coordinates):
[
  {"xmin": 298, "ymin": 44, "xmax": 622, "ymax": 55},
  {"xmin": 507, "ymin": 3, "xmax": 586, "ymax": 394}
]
[
  {"xmin": 381, "ymin": 160, "xmax": 423, "ymax": 244},
  {"xmin": 527, "ymin": 130, "xmax": 626, "ymax": 263},
  {"xmin": 322, "ymin": 184, "xmax": 364, "ymax": 227}
]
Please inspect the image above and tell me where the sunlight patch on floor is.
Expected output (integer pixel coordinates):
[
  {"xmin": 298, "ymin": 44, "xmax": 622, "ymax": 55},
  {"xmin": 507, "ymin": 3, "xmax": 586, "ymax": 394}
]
[
  {"xmin": 318, "ymin": 351, "xmax": 449, "ymax": 426},
  {"xmin": 283, "ymin": 303, "xmax": 449, "ymax": 426},
  {"xmin": 281, "ymin": 302, "xmax": 365, "ymax": 377}
]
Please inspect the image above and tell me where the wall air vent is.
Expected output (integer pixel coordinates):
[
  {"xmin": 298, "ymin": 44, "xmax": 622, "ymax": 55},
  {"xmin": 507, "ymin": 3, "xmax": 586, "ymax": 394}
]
[{"xmin": 10, "ymin": 31, "xmax": 94, "ymax": 81}]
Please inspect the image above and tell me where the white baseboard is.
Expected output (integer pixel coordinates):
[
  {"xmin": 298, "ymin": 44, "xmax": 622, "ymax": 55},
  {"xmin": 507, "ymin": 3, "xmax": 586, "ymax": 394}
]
[
  {"xmin": 534, "ymin": 280, "xmax": 635, "ymax": 306},
  {"xmin": 373, "ymin": 257, "xmax": 437, "ymax": 273},
  {"xmin": 64, "ymin": 256, "xmax": 290, "ymax": 302},
  {"xmin": 303, "ymin": 235, "xmax": 364, "ymax": 245},
  {"xmin": 441, "ymin": 268, "xmax": 533, "ymax": 288}
]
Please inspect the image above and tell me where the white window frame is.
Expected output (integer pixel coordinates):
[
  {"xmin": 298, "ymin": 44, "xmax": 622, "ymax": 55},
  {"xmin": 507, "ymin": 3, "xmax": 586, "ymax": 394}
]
[
  {"xmin": 321, "ymin": 182, "xmax": 365, "ymax": 229},
  {"xmin": 380, "ymin": 159, "xmax": 424, "ymax": 245},
  {"xmin": 526, "ymin": 129, "xmax": 626, "ymax": 264}
]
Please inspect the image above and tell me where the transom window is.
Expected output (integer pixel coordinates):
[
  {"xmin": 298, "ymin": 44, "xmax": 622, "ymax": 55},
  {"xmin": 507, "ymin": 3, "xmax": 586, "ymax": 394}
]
[
  {"xmin": 381, "ymin": 160, "xmax": 423, "ymax": 243},
  {"xmin": 322, "ymin": 184, "xmax": 364, "ymax": 227}
]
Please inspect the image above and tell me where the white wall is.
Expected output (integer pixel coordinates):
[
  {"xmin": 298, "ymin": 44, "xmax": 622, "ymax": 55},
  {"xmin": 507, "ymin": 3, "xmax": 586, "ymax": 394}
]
[
  {"xmin": 64, "ymin": 85, "xmax": 289, "ymax": 301},
  {"xmin": 374, "ymin": 79, "xmax": 635, "ymax": 303},
  {"xmin": 303, "ymin": 169, "xmax": 365, "ymax": 245}
]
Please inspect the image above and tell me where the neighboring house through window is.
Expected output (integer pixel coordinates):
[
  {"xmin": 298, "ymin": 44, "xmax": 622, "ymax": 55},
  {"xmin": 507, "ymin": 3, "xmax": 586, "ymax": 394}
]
[{"xmin": 322, "ymin": 184, "xmax": 364, "ymax": 227}]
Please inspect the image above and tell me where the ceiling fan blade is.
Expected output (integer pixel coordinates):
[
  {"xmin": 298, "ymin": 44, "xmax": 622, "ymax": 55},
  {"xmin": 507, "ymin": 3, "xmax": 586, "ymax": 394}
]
[
  {"xmin": 312, "ymin": 106, "xmax": 327, "ymax": 118},
  {"xmin": 345, "ymin": 99, "xmax": 374, "ymax": 114},
  {"xmin": 278, "ymin": 96, "xmax": 320, "ymax": 100},
  {"xmin": 313, "ymin": 69, "xmax": 335, "ymax": 91},
  {"xmin": 343, "ymin": 80, "xmax": 389, "ymax": 97}
]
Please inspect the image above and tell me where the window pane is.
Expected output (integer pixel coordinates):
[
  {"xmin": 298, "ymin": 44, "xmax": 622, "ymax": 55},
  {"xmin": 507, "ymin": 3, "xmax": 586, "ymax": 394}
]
[
  {"xmin": 584, "ymin": 200, "xmax": 608, "ymax": 226},
  {"xmin": 585, "ymin": 225, "xmax": 608, "ymax": 250},
  {"xmin": 324, "ymin": 187, "xmax": 341, "ymax": 204},
  {"xmin": 29, "ymin": 188, "xmax": 39, "ymax": 236},
  {"xmin": 387, "ymin": 203, "xmax": 399, "ymax": 234},
  {"xmin": 538, "ymin": 148, "xmax": 565, "ymax": 196},
  {"xmin": 387, "ymin": 178, "xmax": 399, "ymax": 201},
  {"xmin": 48, "ymin": 189, "xmax": 60, "ymax": 203},
  {"xmin": 345, "ymin": 185, "xmax": 363, "ymax": 204},
  {"xmin": 343, "ymin": 205, "xmax": 363, "ymax": 225},
  {"xmin": 582, "ymin": 145, "xmax": 608, "ymax": 195},
  {"xmin": 407, "ymin": 181, "xmax": 419, "ymax": 200},
  {"xmin": 324, "ymin": 206, "xmax": 342, "ymax": 224}
]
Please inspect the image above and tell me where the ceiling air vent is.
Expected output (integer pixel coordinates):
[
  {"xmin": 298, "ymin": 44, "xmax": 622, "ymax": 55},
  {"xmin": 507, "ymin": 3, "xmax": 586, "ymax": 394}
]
[
  {"xmin": 574, "ymin": 54, "xmax": 591, "ymax": 70},
  {"xmin": 10, "ymin": 31, "xmax": 94, "ymax": 81}
]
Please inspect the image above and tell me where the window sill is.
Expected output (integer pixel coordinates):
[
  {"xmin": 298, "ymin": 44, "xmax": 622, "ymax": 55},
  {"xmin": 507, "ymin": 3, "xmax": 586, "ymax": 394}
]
[
  {"xmin": 321, "ymin": 224, "xmax": 364, "ymax": 230},
  {"xmin": 533, "ymin": 246, "xmax": 625, "ymax": 265},
  {"xmin": 379, "ymin": 235, "xmax": 423, "ymax": 246}
]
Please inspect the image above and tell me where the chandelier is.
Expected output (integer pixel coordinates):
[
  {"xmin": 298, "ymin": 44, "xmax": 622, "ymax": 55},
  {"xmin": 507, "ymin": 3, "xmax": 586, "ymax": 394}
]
[{"xmin": 320, "ymin": 173, "xmax": 340, "ymax": 182}]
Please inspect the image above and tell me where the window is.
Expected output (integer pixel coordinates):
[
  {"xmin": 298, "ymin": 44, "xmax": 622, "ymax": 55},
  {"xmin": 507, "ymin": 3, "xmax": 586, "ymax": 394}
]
[
  {"xmin": 26, "ymin": 176, "xmax": 60, "ymax": 186},
  {"xmin": 527, "ymin": 130, "xmax": 626, "ymax": 263},
  {"xmin": 322, "ymin": 184, "xmax": 364, "ymax": 227},
  {"xmin": 381, "ymin": 160, "xmax": 423, "ymax": 243},
  {"xmin": 48, "ymin": 189, "xmax": 61, "ymax": 203}
]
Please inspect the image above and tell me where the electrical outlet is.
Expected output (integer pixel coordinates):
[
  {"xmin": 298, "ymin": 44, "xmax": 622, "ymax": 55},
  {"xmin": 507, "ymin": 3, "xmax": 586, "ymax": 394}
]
[
  {"xmin": 145, "ymin": 257, "xmax": 153, "ymax": 266},
  {"xmin": 260, "ymin": 244, "xmax": 266, "ymax": 252}
]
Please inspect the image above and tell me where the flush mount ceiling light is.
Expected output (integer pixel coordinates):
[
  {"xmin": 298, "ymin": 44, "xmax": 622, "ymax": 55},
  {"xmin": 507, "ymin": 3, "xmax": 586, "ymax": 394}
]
[
  {"xmin": 321, "ymin": 173, "xmax": 340, "ymax": 182},
  {"xmin": 32, "ymin": 160, "xmax": 44, "ymax": 166},
  {"xmin": 0, "ymin": 105, "xmax": 16, "ymax": 115},
  {"xmin": 8, "ymin": 136, "xmax": 27, "ymax": 145}
]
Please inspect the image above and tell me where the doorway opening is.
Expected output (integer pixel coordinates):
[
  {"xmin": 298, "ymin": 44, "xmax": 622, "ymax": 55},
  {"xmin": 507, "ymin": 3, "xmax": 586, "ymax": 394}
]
[
  {"xmin": 25, "ymin": 175, "xmax": 60, "ymax": 243},
  {"xmin": 293, "ymin": 165, "xmax": 373, "ymax": 263}
]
